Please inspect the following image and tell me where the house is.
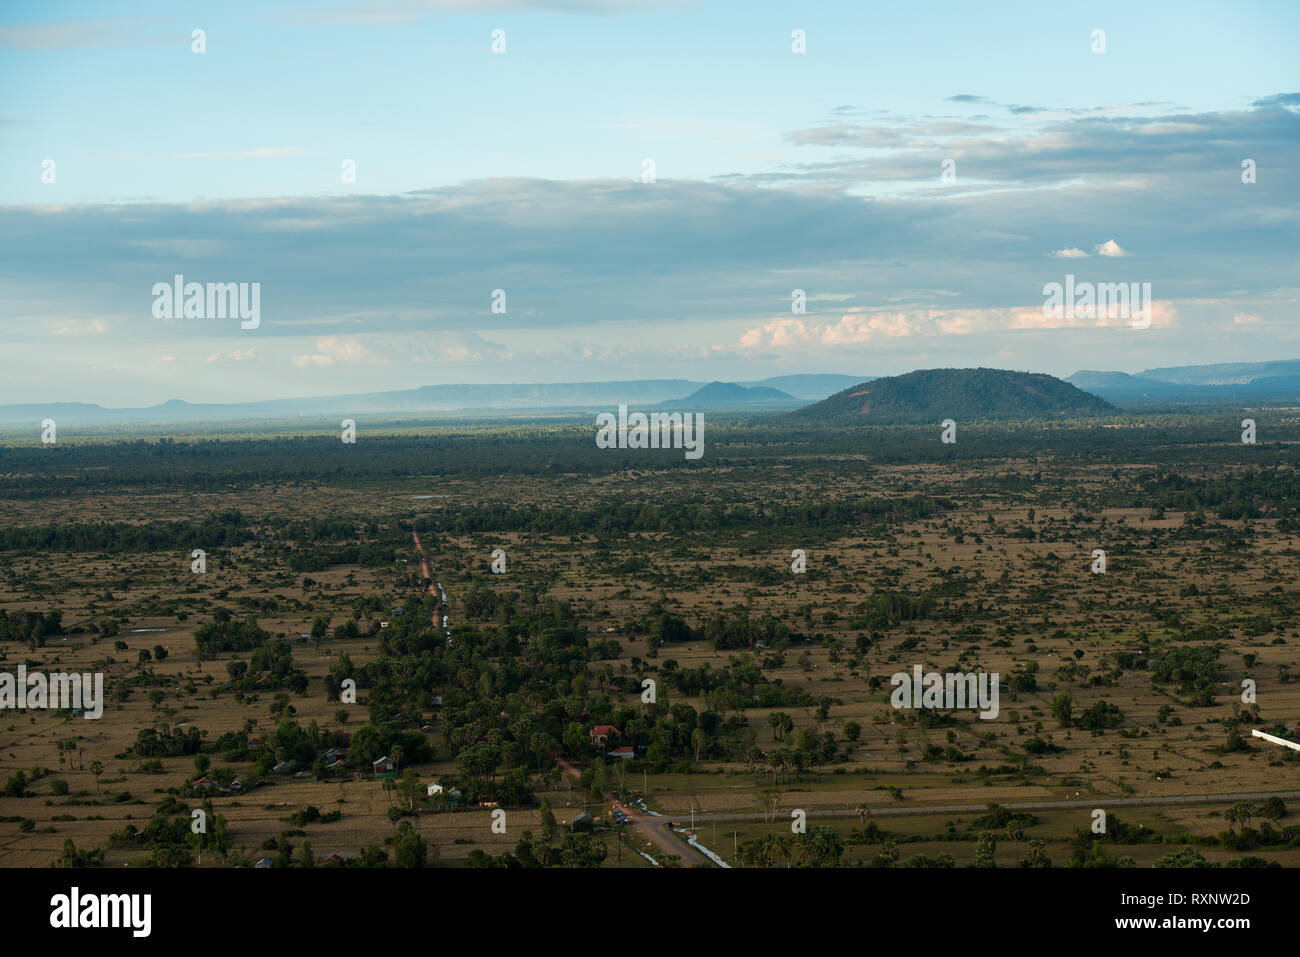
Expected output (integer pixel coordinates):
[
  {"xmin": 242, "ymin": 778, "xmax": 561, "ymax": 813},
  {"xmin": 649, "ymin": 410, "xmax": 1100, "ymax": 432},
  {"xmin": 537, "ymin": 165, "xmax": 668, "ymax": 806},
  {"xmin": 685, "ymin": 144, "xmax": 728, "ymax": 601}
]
[
  {"xmin": 192, "ymin": 775, "xmax": 217, "ymax": 792},
  {"xmin": 372, "ymin": 756, "xmax": 396, "ymax": 778},
  {"xmin": 427, "ymin": 782, "xmax": 444, "ymax": 796},
  {"xmin": 320, "ymin": 853, "xmax": 345, "ymax": 866},
  {"xmin": 247, "ymin": 737, "xmax": 265, "ymax": 748},
  {"xmin": 228, "ymin": 780, "xmax": 245, "ymax": 795},
  {"xmin": 272, "ymin": 761, "xmax": 293, "ymax": 775},
  {"xmin": 589, "ymin": 724, "xmax": 620, "ymax": 747},
  {"xmin": 610, "ymin": 746, "xmax": 635, "ymax": 760},
  {"xmin": 571, "ymin": 811, "xmax": 594, "ymax": 832},
  {"xmin": 254, "ymin": 857, "xmax": 273, "ymax": 869}
]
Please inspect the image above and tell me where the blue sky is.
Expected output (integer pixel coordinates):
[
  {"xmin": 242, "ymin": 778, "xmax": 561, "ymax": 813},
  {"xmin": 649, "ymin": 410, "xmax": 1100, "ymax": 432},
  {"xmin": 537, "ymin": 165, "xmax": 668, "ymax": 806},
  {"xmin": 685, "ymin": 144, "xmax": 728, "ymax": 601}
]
[{"xmin": 1, "ymin": 0, "xmax": 1298, "ymax": 405}]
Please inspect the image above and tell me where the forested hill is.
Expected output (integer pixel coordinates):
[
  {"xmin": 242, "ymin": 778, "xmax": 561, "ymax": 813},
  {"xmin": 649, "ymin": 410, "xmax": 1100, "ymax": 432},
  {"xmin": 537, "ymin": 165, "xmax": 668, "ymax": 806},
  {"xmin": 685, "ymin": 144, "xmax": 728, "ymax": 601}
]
[{"xmin": 786, "ymin": 368, "xmax": 1118, "ymax": 424}]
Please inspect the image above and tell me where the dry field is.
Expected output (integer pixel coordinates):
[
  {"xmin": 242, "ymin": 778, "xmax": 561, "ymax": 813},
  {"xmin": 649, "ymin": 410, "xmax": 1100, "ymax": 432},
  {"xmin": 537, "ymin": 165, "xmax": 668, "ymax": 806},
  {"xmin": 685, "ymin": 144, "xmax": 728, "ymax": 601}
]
[{"xmin": 3, "ymin": 440, "xmax": 1299, "ymax": 867}]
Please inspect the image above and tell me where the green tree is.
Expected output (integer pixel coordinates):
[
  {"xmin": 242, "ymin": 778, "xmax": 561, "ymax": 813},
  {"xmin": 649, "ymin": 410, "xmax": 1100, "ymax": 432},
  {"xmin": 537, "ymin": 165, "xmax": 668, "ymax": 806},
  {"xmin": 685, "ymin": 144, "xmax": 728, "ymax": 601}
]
[
  {"xmin": 1154, "ymin": 847, "xmax": 1218, "ymax": 868},
  {"xmin": 539, "ymin": 798, "xmax": 557, "ymax": 841},
  {"xmin": 3, "ymin": 771, "xmax": 27, "ymax": 798},
  {"xmin": 393, "ymin": 821, "xmax": 428, "ymax": 868},
  {"xmin": 691, "ymin": 727, "xmax": 708, "ymax": 763},
  {"xmin": 1050, "ymin": 693, "xmax": 1073, "ymax": 728},
  {"xmin": 398, "ymin": 768, "xmax": 422, "ymax": 811}
]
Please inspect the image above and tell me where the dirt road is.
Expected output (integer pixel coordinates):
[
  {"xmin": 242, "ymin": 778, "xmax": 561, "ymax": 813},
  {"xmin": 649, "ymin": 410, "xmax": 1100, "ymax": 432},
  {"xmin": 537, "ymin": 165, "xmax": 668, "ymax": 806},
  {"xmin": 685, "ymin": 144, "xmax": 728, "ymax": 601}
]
[
  {"xmin": 411, "ymin": 530, "xmax": 449, "ymax": 637},
  {"xmin": 556, "ymin": 758, "xmax": 705, "ymax": 866}
]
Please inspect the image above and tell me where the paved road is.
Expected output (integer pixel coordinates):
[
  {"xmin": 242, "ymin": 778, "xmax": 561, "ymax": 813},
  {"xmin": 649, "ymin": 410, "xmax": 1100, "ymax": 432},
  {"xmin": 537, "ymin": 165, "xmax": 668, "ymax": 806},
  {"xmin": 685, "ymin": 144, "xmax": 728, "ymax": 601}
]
[
  {"xmin": 556, "ymin": 758, "xmax": 705, "ymax": 866},
  {"xmin": 687, "ymin": 789, "xmax": 1300, "ymax": 825}
]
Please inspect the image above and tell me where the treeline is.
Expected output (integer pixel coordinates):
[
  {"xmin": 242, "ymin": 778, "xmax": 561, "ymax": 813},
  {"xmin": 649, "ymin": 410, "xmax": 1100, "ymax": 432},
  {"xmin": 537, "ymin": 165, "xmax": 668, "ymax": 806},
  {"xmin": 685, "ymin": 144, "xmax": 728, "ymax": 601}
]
[
  {"xmin": 1112, "ymin": 468, "xmax": 1300, "ymax": 520},
  {"xmin": 0, "ymin": 512, "xmax": 413, "ymax": 557},
  {"xmin": 0, "ymin": 512, "xmax": 252, "ymax": 553},
  {"xmin": 285, "ymin": 543, "xmax": 405, "ymax": 572},
  {"xmin": 436, "ymin": 496, "xmax": 951, "ymax": 536},
  {"xmin": 7, "ymin": 419, "xmax": 1300, "ymax": 499}
]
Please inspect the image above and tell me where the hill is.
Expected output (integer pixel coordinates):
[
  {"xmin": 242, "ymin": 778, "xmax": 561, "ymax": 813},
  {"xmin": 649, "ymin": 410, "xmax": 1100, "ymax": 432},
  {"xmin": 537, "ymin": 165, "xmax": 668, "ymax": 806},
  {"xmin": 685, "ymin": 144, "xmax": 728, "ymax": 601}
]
[
  {"xmin": 659, "ymin": 381, "xmax": 798, "ymax": 408},
  {"xmin": 788, "ymin": 368, "xmax": 1117, "ymax": 424}
]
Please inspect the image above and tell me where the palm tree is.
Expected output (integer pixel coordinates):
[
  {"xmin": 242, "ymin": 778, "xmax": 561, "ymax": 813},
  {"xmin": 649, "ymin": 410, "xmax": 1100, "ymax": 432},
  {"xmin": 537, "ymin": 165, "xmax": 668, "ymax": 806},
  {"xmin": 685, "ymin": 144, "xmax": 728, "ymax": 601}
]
[
  {"xmin": 90, "ymin": 761, "xmax": 103, "ymax": 796},
  {"xmin": 772, "ymin": 835, "xmax": 794, "ymax": 869},
  {"xmin": 856, "ymin": 803, "xmax": 869, "ymax": 829},
  {"xmin": 1025, "ymin": 838, "xmax": 1050, "ymax": 868},
  {"xmin": 1006, "ymin": 820, "xmax": 1024, "ymax": 863}
]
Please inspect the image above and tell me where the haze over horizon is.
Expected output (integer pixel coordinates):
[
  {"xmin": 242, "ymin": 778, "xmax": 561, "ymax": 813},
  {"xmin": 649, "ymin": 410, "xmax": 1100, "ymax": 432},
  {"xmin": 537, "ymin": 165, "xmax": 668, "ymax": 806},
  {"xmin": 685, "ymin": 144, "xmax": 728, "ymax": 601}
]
[{"xmin": 2, "ymin": 0, "xmax": 1298, "ymax": 406}]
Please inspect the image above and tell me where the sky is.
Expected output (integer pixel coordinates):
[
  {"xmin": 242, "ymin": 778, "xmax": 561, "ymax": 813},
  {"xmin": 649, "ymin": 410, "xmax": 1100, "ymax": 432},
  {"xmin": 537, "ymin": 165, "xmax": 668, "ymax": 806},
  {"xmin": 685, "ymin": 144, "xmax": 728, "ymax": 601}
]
[{"xmin": 1, "ymin": 0, "xmax": 1298, "ymax": 406}]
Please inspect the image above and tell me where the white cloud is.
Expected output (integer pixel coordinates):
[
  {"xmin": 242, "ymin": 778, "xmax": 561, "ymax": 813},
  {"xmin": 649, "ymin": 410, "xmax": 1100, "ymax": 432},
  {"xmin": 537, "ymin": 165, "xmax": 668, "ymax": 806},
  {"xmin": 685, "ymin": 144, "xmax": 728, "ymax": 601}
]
[
  {"xmin": 51, "ymin": 318, "xmax": 110, "ymax": 337},
  {"xmin": 734, "ymin": 301, "xmax": 1180, "ymax": 350},
  {"xmin": 1094, "ymin": 239, "xmax": 1129, "ymax": 257},
  {"xmin": 1048, "ymin": 247, "xmax": 1089, "ymax": 258},
  {"xmin": 292, "ymin": 354, "xmax": 334, "ymax": 368}
]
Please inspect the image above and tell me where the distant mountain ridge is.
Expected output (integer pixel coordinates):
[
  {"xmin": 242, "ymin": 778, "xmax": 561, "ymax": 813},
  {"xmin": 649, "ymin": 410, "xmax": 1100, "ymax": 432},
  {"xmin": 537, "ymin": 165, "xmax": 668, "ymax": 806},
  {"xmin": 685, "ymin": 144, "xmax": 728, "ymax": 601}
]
[
  {"xmin": 1137, "ymin": 359, "xmax": 1300, "ymax": 386},
  {"xmin": 0, "ymin": 375, "xmax": 861, "ymax": 425},
  {"xmin": 1067, "ymin": 360, "xmax": 1300, "ymax": 406},
  {"xmin": 789, "ymin": 368, "xmax": 1117, "ymax": 424}
]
